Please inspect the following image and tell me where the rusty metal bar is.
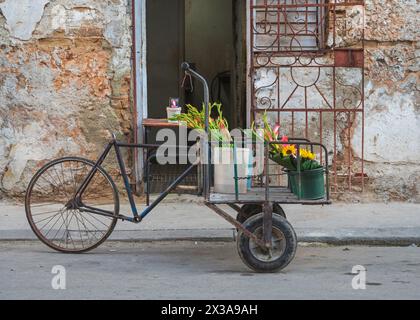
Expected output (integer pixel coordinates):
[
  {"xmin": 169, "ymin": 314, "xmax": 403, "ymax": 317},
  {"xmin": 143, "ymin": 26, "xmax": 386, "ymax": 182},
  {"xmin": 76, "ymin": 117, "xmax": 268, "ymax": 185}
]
[
  {"xmin": 263, "ymin": 201, "xmax": 273, "ymax": 247},
  {"xmin": 252, "ymin": 109, "xmax": 363, "ymax": 113},
  {"xmin": 249, "ymin": 0, "xmax": 365, "ymax": 194},
  {"xmin": 205, "ymin": 203, "xmax": 266, "ymax": 248}
]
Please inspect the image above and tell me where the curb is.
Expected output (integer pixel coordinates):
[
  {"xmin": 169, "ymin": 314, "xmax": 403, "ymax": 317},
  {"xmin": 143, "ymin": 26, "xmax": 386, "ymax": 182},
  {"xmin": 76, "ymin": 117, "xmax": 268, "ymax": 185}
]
[
  {"xmin": 297, "ymin": 237, "xmax": 420, "ymax": 246},
  {"xmin": 1, "ymin": 228, "xmax": 419, "ymax": 246}
]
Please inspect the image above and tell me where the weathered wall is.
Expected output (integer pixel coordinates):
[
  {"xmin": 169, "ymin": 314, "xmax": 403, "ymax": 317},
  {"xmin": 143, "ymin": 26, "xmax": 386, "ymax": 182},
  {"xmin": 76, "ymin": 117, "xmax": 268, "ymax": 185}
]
[
  {"xmin": 0, "ymin": 0, "xmax": 133, "ymax": 197},
  {"xmin": 360, "ymin": 0, "xmax": 419, "ymax": 201},
  {"xmin": 0, "ymin": 0, "xmax": 419, "ymax": 202}
]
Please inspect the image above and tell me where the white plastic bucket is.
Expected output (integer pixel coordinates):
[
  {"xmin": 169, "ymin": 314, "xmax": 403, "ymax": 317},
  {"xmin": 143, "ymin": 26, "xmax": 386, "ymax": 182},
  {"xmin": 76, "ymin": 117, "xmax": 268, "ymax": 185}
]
[{"xmin": 213, "ymin": 147, "xmax": 251, "ymax": 194}]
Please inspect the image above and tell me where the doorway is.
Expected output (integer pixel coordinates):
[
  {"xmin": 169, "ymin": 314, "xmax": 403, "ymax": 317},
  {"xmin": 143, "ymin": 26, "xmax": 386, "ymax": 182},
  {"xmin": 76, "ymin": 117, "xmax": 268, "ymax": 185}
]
[
  {"xmin": 146, "ymin": 0, "xmax": 247, "ymax": 129},
  {"xmin": 144, "ymin": 0, "xmax": 247, "ymax": 193}
]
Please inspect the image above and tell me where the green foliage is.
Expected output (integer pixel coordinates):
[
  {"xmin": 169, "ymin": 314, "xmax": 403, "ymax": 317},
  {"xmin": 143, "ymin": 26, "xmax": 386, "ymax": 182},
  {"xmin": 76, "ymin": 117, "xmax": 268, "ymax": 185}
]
[
  {"xmin": 171, "ymin": 103, "xmax": 232, "ymax": 143},
  {"xmin": 301, "ymin": 159, "xmax": 322, "ymax": 171}
]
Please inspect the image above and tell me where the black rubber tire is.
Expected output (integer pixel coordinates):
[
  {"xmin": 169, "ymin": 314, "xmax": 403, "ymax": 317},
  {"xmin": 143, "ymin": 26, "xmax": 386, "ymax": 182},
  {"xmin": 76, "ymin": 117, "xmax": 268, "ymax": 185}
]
[
  {"xmin": 25, "ymin": 157, "xmax": 119, "ymax": 253},
  {"xmin": 237, "ymin": 213, "xmax": 297, "ymax": 273},
  {"xmin": 237, "ymin": 203, "xmax": 286, "ymax": 224}
]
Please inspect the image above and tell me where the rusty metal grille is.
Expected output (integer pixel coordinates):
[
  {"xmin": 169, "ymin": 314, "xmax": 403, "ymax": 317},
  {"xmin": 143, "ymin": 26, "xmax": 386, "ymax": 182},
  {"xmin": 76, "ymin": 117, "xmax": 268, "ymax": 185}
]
[{"xmin": 250, "ymin": 0, "xmax": 366, "ymax": 193}]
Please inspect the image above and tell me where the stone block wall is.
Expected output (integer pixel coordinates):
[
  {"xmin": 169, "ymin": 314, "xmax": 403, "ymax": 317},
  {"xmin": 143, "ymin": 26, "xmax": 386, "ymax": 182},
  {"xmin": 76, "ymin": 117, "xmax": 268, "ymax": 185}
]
[{"xmin": 363, "ymin": 0, "xmax": 419, "ymax": 201}]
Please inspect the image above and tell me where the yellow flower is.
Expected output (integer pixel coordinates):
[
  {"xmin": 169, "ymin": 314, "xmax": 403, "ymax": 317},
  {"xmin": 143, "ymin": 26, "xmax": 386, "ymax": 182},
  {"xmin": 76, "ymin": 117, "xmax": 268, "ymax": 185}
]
[
  {"xmin": 300, "ymin": 149, "xmax": 316, "ymax": 160},
  {"xmin": 282, "ymin": 145, "xmax": 297, "ymax": 157}
]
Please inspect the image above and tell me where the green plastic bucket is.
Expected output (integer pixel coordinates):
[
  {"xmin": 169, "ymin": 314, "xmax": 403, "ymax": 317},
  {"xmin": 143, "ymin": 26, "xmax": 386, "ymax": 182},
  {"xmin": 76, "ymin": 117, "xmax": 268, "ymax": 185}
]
[{"xmin": 288, "ymin": 168, "xmax": 325, "ymax": 200}]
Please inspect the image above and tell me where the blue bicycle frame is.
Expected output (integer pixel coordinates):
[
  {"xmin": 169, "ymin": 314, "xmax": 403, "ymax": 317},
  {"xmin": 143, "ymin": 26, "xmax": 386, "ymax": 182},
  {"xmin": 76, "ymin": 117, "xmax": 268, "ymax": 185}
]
[{"xmin": 74, "ymin": 137, "xmax": 197, "ymax": 224}]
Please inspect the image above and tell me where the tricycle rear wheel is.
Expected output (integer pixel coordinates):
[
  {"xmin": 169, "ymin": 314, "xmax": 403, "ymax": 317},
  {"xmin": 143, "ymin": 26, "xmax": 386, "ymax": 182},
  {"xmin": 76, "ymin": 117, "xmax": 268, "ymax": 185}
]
[{"xmin": 237, "ymin": 213, "xmax": 297, "ymax": 273}]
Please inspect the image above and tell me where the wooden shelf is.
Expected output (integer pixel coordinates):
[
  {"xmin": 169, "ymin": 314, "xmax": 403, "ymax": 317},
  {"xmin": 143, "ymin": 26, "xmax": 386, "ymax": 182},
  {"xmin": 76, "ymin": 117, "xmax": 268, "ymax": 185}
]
[{"xmin": 142, "ymin": 119, "xmax": 185, "ymax": 129}]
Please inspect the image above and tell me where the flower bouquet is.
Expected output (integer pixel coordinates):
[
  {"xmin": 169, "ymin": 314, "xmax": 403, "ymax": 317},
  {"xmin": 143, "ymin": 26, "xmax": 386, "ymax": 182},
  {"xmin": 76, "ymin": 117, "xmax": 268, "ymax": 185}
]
[
  {"xmin": 172, "ymin": 103, "xmax": 250, "ymax": 194},
  {"xmin": 251, "ymin": 114, "xmax": 325, "ymax": 200}
]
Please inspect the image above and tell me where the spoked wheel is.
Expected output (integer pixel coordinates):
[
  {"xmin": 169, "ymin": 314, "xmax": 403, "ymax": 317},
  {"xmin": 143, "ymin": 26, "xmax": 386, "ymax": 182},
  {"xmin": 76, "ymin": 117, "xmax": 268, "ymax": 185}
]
[
  {"xmin": 237, "ymin": 213, "xmax": 297, "ymax": 273},
  {"xmin": 25, "ymin": 157, "xmax": 119, "ymax": 253},
  {"xmin": 237, "ymin": 203, "xmax": 286, "ymax": 224}
]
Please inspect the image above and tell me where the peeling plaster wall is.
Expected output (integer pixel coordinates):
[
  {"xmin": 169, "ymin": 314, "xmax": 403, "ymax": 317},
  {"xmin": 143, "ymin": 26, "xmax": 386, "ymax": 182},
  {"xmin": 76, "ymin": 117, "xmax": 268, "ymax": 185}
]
[
  {"xmin": 355, "ymin": 0, "xmax": 420, "ymax": 201},
  {"xmin": 0, "ymin": 0, "xmax": 419, "ymax": 202},
  {"xmin": 0, "ymin": 0, "xmax": 50, "ymax": 41},
  {"xmin": 0, "ymin": 0, "xmax": 133, "ymax": 196}
]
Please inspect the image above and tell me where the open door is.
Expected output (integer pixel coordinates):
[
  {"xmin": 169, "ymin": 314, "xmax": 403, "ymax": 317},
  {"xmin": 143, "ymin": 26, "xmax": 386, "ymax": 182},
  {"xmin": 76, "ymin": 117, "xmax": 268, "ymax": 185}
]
[{"xmin": 146, "ymin": 0, "xmax": 246, "ymax": 132}]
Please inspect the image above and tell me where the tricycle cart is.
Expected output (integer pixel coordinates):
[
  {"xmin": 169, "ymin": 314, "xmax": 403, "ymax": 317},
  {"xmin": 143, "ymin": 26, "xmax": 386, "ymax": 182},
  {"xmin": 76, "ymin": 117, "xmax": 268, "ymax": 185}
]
[{"xmin": 25, "ymin": 63, "xmax": 331, "ymax": 273}]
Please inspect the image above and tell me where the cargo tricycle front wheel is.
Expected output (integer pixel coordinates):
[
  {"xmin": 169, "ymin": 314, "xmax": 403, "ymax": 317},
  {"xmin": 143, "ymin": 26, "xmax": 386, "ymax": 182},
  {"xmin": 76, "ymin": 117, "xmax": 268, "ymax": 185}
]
[{"xmin": 237, "ymin": 213, "xmax": 297, "ymax": 273}]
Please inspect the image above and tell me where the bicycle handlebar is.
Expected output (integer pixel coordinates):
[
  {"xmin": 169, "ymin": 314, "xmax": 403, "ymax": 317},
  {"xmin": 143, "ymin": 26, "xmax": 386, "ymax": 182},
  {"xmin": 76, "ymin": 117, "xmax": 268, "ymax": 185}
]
[
  {"xmin": 181, "ymin": 62, "xmax": 190, "ymax": 71},
  {"xmin": 181, "ymin": 62, "xmax": 210, "ymax": 133},
  {"xmin": 181, "ymin": 61, "xmax": 211, "ymax": 199}
]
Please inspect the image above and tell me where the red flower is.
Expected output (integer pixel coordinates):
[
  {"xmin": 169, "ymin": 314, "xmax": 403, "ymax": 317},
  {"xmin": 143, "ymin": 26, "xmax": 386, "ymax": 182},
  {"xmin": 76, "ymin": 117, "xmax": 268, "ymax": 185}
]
[{"xmin": 281, "ymin": 135, "xmax": 289, "ymax": 147}]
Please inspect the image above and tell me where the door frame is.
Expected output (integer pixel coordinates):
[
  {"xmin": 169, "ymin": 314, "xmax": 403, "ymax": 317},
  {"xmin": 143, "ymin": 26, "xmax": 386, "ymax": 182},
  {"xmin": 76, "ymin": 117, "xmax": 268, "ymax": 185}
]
[
  {"xmin": 133, "ymin": 0, "xmax": 148, "ymax": 190},
  {"xmin": 133, "ymin": 0, "xmax": 251, "ymax": 189}
]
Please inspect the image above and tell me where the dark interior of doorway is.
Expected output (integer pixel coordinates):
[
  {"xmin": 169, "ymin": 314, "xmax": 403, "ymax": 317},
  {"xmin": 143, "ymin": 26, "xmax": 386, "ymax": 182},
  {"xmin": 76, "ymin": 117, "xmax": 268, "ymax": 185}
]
[{"xmin": 146, "ymin": 0, "xmax": 246, "ymax": 194}]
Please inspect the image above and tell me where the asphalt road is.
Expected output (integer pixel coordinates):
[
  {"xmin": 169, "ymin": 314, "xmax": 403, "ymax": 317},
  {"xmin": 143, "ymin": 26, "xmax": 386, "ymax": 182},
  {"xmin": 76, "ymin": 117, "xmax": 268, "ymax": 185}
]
[{"xmin": 0, "ymin": 241, "xmax": 419, "ymax": 300}]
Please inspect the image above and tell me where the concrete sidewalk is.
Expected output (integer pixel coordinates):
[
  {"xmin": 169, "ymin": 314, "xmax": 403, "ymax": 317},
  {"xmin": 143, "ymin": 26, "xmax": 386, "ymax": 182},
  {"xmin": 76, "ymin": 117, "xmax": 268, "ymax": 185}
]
[{"xmin": 0, "ymin": 198, "xmax": 419, "ymax": 245}]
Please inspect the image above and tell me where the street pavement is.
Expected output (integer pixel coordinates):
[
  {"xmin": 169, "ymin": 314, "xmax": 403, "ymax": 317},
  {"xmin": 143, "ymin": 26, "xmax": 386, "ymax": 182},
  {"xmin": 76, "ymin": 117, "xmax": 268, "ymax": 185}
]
[
  {"xmin": 0, "ymin": 241, "xmax": 419, "ymax": 300},
  {"xmin": 1, "ymin": 199, "xmax": 419, "ymax": 300},
  {"xmin": 1, "ymin": 199, "xmax": 420, "ymax": 245}
]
